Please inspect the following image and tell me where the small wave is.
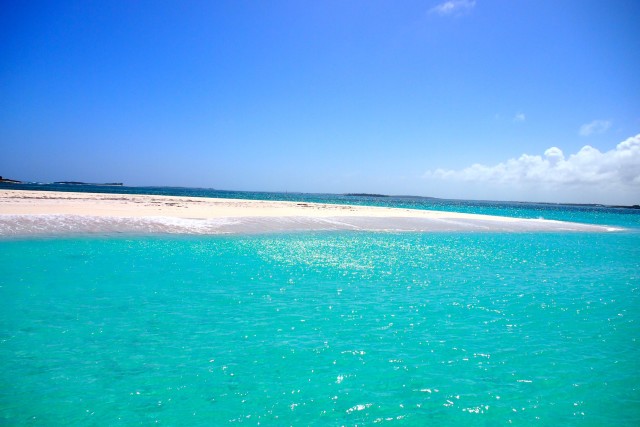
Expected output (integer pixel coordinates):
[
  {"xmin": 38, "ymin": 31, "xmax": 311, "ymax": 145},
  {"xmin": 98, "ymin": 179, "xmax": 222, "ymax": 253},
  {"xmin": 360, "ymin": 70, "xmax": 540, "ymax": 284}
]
[
  {"xmin": 0, "ymin": 214, "xmax": 239, "ymax": 236},
  {"xmin": 0, "ymin": 213, "xmax": 620, "ymax": 237}
]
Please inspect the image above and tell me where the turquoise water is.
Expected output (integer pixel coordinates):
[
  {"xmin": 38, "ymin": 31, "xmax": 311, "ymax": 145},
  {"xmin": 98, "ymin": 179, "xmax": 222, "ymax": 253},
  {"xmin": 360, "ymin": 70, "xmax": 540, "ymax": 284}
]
[{"xmin": 1, "ymin": 188, "xmax": 640, "ymax": 425}]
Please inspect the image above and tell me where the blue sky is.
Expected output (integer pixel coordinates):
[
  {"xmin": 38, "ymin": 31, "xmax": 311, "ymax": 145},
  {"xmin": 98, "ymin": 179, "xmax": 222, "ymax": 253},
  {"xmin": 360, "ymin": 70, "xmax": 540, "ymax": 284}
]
[{"xmin": 1, "ymin": 0, "xmax": 639, "ymax": 204}]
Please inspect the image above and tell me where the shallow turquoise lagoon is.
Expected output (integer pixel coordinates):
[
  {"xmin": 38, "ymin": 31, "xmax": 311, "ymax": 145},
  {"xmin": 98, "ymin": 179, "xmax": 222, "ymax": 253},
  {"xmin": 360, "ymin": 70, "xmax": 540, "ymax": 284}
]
[{"xmin": 1, "ymin": 230, "xmax": 639, "ymax": 425}]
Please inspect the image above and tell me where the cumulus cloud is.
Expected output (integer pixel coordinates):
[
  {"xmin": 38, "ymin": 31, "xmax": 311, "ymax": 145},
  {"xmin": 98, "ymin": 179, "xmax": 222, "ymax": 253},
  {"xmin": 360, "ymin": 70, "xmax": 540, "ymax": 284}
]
[
  {"xmin": 430, "ymin": 0, "xmax": 476, "ymax": 16},
  {"xmin": 579, "ymin": 119, "xmax": 611, "ymax": 136},
  {"xmin": 424, "ymin": 134, "xmax": 640, "ymax": 204},
  {"xmin": 513, "ymin": 113, "xmax": 526, "ymax": 123}
]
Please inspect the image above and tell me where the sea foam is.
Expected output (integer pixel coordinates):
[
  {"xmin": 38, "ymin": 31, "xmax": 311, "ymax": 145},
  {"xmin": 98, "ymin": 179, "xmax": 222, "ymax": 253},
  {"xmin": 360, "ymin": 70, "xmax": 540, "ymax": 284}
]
[{"xmin": 0, "ymin": 213, "xmax": 620, "ymax": 237}]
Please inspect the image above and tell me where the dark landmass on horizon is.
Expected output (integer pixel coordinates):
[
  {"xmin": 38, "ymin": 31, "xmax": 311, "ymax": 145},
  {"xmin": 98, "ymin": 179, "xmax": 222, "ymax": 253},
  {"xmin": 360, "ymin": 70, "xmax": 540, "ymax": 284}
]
[
  {"xmin": 0, "ymin": 176, "xmax": 22, "ymax": 184},
  {"xmin": 54, "ymin": 181, "xmax": 123, "ymax": 186},
  {"xmin": 344, "ymin": 193, "xmax": 390, "ymax": 198},
  {"xmin": 1, "ymin": 177, "xmax": 123, "ymax": 186}
]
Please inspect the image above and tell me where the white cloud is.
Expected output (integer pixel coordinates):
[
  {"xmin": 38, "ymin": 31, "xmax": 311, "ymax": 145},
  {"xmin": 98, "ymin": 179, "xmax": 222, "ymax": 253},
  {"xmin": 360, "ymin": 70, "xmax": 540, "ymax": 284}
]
[
  {"xmin": 424, "ymin": 134, "xmax": 640, "ymax": 204},
  {"xmin": 430, "ymin": 0, "xmax": 476, "ymax": 16},
  {"xmin": 579, "ymin": 119, "xmax": 611, "ymax": 136},
  {"xmin": 513, "ymin": 113, "xmax": 526, "ymax": 123}
]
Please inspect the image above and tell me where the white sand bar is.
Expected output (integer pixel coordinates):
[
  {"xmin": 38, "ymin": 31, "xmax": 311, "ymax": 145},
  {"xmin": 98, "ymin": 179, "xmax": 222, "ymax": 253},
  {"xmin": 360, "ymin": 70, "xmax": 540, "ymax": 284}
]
[{"xmin": 0, "ymin": 189, "xmax": 618, "ymax": 236}]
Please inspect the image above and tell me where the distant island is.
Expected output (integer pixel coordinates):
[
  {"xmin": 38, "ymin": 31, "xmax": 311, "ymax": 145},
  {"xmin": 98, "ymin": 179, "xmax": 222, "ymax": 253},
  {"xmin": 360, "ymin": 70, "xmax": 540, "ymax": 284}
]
[
  {"xmin": 54, "ymin": 181, "xmax": 123, "ymax": 186},
  {"xmin": 0, "ymin": 176, "xmax": 124, "ymax": 187},
  {"xmin": 344, "ymin": 193, "xmax": 389, "ymax": 198},
  {"xmin": 0, "ymin": 177, "xmax": 123, "ymax": 186},
  {"xmin": 0, "ymin": 176, "xmax": 22, "ymax": 184}
]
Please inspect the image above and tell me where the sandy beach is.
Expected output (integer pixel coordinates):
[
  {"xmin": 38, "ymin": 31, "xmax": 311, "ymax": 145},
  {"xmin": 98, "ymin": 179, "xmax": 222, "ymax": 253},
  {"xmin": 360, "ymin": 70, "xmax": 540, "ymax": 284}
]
[{"xmin": 0, "ymin": 189, "xmax": 617, "ymax": 235}]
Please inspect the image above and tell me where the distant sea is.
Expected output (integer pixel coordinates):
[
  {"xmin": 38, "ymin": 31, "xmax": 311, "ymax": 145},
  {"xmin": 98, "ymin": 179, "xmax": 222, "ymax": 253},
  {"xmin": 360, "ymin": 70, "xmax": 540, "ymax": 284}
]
[{"xmin": 1, "ymin": 184, "xmax": 639, "ymax": 425}]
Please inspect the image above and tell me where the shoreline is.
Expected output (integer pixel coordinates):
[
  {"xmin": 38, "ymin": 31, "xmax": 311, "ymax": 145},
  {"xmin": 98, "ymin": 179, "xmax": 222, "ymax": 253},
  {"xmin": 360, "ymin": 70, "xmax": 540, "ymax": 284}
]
[{"xmin": 0, "ymin": 189, "xmax": 621, "ymax": 236}]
